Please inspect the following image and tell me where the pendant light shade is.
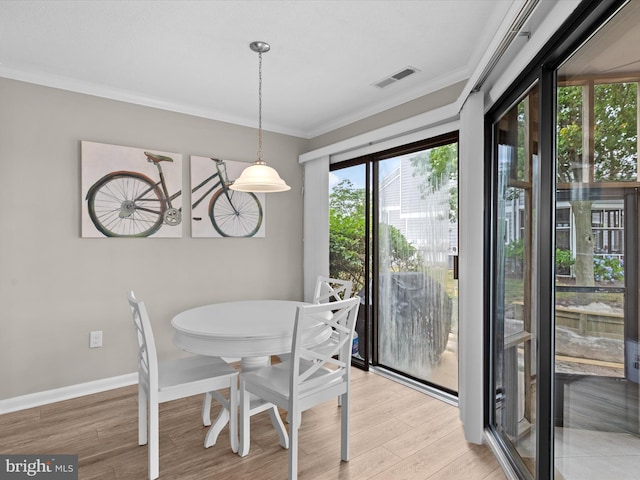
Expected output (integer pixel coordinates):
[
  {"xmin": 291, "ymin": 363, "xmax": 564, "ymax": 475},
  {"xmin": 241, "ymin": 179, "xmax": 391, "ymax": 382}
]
[
  {"xmin": 231, "ymin": 162, "xmax": 290, "ymax": 192},
  {"xmin": 230, "ymin": 41, "xmax": 290, "ymax": 193}
]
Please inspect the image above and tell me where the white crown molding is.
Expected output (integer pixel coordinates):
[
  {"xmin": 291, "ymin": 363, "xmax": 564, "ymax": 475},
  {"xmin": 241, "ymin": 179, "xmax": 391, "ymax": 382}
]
[
  {"xmin": 0, "ymin": 66, "xmax": 308, "ymax": 139},
  {"xmin": 0, "ymin": 63, "xmax": 468, "ymax": 142}
]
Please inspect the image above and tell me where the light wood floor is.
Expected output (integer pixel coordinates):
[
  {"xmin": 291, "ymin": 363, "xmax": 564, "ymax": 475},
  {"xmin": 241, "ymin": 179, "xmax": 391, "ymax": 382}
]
[{"xmin": 0, "ymin": 367, "xmax": 506, "ymax": 479}]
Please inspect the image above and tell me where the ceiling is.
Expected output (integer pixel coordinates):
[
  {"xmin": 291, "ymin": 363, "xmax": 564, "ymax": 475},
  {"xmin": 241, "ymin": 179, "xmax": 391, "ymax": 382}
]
[
  {"xmin": 0, "ymin": 0, "xmax": 523, "ymax": 139},
  {"xmin": 559, "ymin": 0, "xmax": 640, "ymax": 78}
]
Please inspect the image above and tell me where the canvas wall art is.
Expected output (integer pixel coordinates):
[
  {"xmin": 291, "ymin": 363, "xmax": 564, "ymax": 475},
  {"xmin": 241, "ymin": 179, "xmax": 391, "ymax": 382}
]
[
  {"xmin": 190, "ymin": 156, "xmax": 265, "ymax": 238},
  {"xmin": 81, "ymin": 141, "xmax": 183, "ymax": 238}
]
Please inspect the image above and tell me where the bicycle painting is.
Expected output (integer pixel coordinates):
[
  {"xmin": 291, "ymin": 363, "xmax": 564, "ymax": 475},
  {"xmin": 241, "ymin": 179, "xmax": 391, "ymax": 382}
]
[
  {"xmin": 81, "ymin": 141, "xmax": 264, "ymax": 238},
  {"xmin": 190, "ymin": 155, "xmax": 265, "ymax": 238}
]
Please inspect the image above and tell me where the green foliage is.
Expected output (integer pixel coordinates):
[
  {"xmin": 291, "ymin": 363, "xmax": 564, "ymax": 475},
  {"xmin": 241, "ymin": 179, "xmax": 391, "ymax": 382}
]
[
  {"xmin": 329, "ymin": 179, "xmax": 367, "ymax": 294},
  {"xmin": 557, "ymin": 82, "xmax": 638, "ymax": 182},
  {"xmin": 410, "ymin": 143, "xmax": 458, "ymax": 222},
  {"xmin": 329, "ymin": 178, "xmax": 426, "ymax": 294},
  {"xmin": 557, "ymin": 85, "xmax": 584, "ymax": 183},
  {"xmin": 594, "ymin": 83, "xmax": 638, "ymax": 181},
  {"xmin": 505, "ymin": 239, "xmax": 524, "ymax": 260},
  {"xmin": 555, "ymin": 248, "xmax": 574, "ymax": 274},
  {"xmin": 551, "ymin": 249, "xmax": 624, "ymax": 282},
  {"xmin": 379, "ymin": 223, "xmax": 423, "ymax": 272},
  {"xmin": 419, "ymin": 144, "xmax": 458, "ymax": 185},
  {"xmin": 593, "ymin": 256, "xmax": 624, "ymax": 283}
]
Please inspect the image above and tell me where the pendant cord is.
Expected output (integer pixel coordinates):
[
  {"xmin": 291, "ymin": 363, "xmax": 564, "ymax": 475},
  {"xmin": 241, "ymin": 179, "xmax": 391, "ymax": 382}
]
[{"xmin": 257, "ymin": 51, "xmax": 264, "ymax": 164}]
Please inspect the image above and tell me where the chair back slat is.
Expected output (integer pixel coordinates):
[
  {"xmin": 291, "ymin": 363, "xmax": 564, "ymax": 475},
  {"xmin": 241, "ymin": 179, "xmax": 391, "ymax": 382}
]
[
  {"xmin": 128, "ymin": 291, "xmax": 158, "ymax": 387},
  {"xmin": 290, "ymin": 297, "xmax": 360, "ymax": 396},
  {"xmin": 313, "ymin": 276, "xmax": 353, "ymax": 304}
]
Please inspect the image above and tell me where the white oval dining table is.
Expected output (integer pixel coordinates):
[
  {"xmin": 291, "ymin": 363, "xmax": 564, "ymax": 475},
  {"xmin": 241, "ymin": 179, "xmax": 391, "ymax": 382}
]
[{"xmin": 171, "ymin": 299, "xmax": 331, "ymax": 455}]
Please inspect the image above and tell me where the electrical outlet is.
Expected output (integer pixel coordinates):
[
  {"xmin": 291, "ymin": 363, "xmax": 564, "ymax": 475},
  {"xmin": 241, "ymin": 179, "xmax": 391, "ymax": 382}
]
[{"xmin": 90, "ymin": 330, "xmax": 103, "ymax": 348}]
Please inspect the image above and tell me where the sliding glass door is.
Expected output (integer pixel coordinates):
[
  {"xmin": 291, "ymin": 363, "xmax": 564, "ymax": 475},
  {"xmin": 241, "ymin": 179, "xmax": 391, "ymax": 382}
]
[
  {"xmin": 491, "ymin": 84, "xmax": 540, "ymax": 476},
  {"xmin": 330, "ymin": 134, "xmax": 459, "ymax": 394},
  {"xmin": 554, "ymin": 8, "xmax": 640, "ymax": 477},
  {"xmin": 487, "ymin": 1, "xmax": 639, "ymax": 477},
  {"xmin": 377, "ymin": 142, "xmax": 458, "ymax": 392}
]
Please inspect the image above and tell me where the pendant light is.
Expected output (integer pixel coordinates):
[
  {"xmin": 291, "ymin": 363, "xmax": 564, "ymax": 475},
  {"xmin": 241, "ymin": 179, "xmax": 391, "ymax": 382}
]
[{"xmin": 231, "ymin": 41, "xmax": 291, "ymax": 193}]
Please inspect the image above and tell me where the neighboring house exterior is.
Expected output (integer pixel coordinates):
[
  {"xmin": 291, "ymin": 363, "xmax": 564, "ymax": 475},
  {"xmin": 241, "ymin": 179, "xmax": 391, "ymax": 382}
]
[{"xmin": 379, "ymin": 154, "xmax": 458, "ymax": 263}]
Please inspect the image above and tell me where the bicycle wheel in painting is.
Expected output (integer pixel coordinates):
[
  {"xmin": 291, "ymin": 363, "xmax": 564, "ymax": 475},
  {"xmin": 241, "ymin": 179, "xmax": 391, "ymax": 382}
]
[
  {"xmin": 86, "ymin": 172, "xmax": 166, "ymax": 237},
  {"xmin": 208, "ymin": 189, "xmax": 262, "ymax": 237}
]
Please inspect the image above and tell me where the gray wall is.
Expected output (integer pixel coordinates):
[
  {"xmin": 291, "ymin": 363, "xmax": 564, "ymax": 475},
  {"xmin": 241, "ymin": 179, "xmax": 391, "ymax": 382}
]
[
  {"xmin": 307, "ymin": 80, "xmax": 465, "ymax": 150},
  {"xmin": 0, "ymin": 78, "xmax": 308, "ymax": 399}
]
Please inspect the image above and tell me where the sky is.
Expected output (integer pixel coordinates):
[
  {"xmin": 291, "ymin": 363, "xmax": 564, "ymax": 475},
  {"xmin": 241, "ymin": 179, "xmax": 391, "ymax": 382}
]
[{"xmin": 329, "ymin": 158, "xmax": 400, "ymax": 191}]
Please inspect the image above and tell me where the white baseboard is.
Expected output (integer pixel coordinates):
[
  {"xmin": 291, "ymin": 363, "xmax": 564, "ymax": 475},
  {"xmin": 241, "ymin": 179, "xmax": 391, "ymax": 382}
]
[{"xmin": 0, "ymin": 373, "xmax": 138, "ymax": 415}]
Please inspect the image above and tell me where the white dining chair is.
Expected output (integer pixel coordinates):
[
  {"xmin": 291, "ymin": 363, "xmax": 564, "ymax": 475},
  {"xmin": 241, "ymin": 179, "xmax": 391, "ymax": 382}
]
[
  {"xmin": 278, "ymin": 275, "xmax": 354, "ymax": 364},
  {"xmin": 239, "ymin": 296, "xmax": 360, "ymax": 480},
  {"xmin": 312, "ymin": 275, "xmax": 353, "ymax": 303},
  {"xmin": 312, "ymin": 275, "xmax": 355, "ymax": 407},
  {"xmin": 128, "ymin": 291, "xmax": 239, "ymax": 480}
]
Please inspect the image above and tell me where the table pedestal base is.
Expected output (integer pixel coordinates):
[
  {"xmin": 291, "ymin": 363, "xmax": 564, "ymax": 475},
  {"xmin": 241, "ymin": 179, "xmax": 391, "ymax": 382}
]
[{"xmin": 204, "ymin": 405, "xmax": 230, "ymax": 448}]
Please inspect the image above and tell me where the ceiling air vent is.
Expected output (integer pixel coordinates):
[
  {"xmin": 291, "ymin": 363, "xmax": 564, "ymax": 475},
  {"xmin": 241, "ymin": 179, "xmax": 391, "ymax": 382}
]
[{"xmin": 373, "ymin": 66, "xmax": 420, "ymax": 88}]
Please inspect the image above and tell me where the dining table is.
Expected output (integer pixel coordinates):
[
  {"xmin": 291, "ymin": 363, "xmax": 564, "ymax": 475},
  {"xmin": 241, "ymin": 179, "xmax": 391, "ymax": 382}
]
[{"xmin": 171, "ymin": 299, "xmax": 331, "ymax": 456}]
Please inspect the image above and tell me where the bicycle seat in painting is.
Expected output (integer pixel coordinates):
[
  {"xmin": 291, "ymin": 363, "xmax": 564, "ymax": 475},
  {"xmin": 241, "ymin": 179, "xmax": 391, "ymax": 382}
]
[{"xmin": 144, "ymin": 152, "xmax": 174, "ymax": 163}]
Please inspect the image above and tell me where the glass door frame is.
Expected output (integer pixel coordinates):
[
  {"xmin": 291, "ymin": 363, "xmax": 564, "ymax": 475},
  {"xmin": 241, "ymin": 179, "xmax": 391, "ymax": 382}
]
[
  {"xmin": 486, "ymin": 78, "xmax": 550, "ymax": 479},
  {"xmin": 330, "ymin": 131, "xmax": 460, "ymax": 395}
]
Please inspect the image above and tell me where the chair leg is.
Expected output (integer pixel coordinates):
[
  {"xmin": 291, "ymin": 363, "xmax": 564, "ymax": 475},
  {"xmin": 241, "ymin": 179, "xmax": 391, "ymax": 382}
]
[
  {"xmin": 229, "ymin": 377, "xmax": 238, "ymax": 453},
  {"xmin": 288, "ymin": 413, "xmax": 300, "ymax": 480},
  {"xmin": 148, "ymin": 398, "xmax": 160, "ymax": 480},
  {"xmin": 340, "ymin": 392, "xmax": 349, "ymax": 462},
  {"xmin": 202, "ymin": 392, "xmax": 213, "ymax": 426},
  {"xmin": 239, "ymin": 378, "xmax": 251, "ymax": 457},
  {"xmin": 268, "ymin": 405, "xmax": 289, "ymax": 449},
  {"xmin": 138, "ymin": 384, "xmax": 148, "ymax": 446}
]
